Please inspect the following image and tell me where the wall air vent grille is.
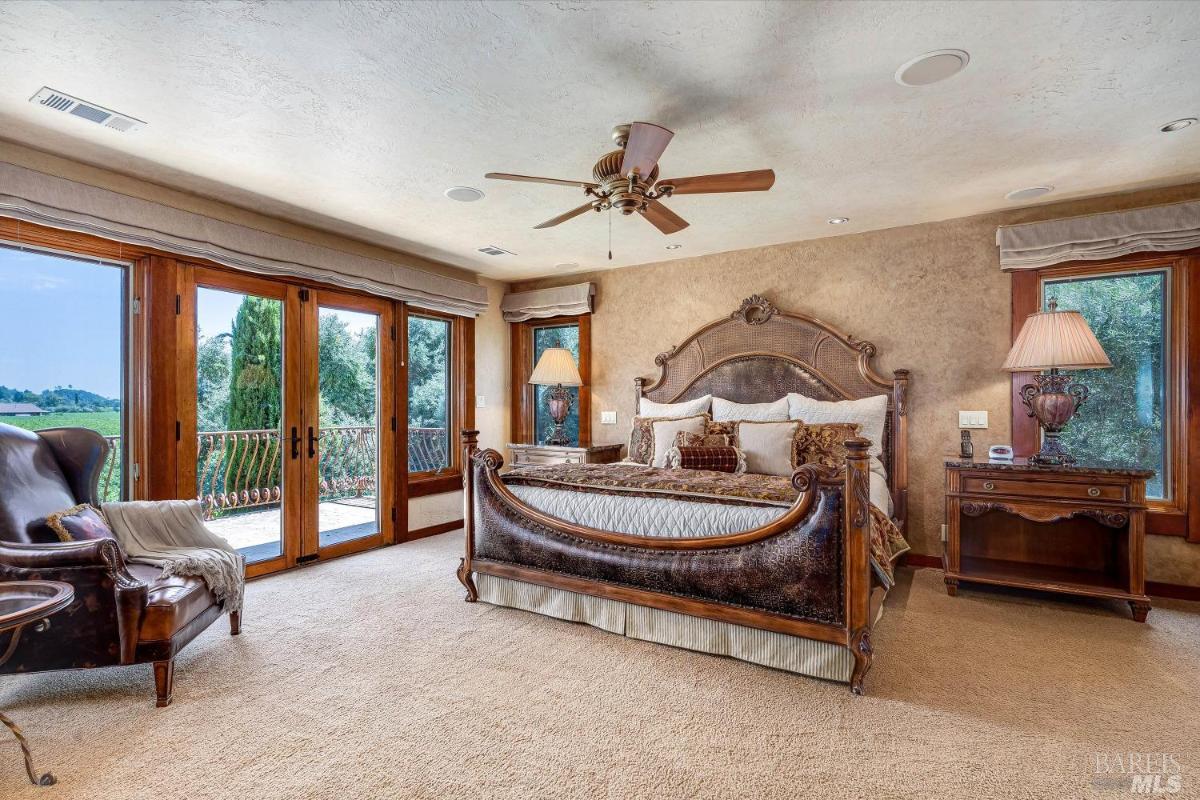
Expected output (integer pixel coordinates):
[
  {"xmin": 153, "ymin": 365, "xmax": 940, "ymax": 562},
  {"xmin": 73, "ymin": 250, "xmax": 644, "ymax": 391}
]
[{"xmin": 29, "ymin": 87, "xmax": 145, "ymax": 133}]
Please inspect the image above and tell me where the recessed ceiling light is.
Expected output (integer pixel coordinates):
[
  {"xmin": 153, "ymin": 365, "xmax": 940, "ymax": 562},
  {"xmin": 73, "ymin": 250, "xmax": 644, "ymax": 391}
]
[
  {"xmin": 554, "ymin": 262, "xmax": 579, "ymax": 270},
  {"xmin": 894, "ymin": 49, "xmax": 970, "ymax": 87},
  {"xmin": 445, "ymin": 186, "xmax": 484, "ymax": 202},
  {"xmin": 665, "ymin": 244, "xmax": 682, "ymax": 250},
  {"xmin": 1005, "ymin": 186, "xmax": 1054, "ymax": 201},
  {"xmin": 1160, "ymin": 118, "xmax": 1197, "ymax": 133},
  {"xmin": 827, "ymin": 217, "xmax": 850, "ymax": 225}
]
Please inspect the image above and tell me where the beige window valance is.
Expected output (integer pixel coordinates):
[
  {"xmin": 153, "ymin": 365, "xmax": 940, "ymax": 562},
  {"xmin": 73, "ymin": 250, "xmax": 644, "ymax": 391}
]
[
  {"xmin": 997, "ymin": 199, "xmax": 1200, "ymax": 271},
  {"xmin": 0, "ymin": 161, "xmax": 489, "ymax": 316},
  {"xmin": 501, "ymin": 282, "xmax": 594, "ymax": 322}
]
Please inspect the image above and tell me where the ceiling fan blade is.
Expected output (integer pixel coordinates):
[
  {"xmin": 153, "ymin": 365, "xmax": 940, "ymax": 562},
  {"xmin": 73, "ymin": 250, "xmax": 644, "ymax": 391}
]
[
  {"xmin": 485, "ymin": 172, "xmax": 599, "ymax": 189},
  {"xmin": 640, "ymin": 199, "xmax": 689, "ymax": 235},
  {"xmin": 534, "ymin": 202, "xmax": 598, "ymax": 229},
  {"xmin": 657, "ymin": 169, "xmax": 775, "ymax": 195},
  {"xmin": 620, "ymin": 122, "xmax": 674, "ymax": 178}
]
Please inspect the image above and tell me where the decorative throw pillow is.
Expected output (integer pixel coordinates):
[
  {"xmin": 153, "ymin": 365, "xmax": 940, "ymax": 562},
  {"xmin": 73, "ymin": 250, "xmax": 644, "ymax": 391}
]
[
  {"xmin": 736, "ymin": 420, "xmax": 800, "ymax": 477},
  {"xmin": 666, "ymin": 446, "xmax": 746, "ymax": 474},
  {"xmin": 674, "ymin": 430, "xmax": 731, "ymax": 448},
  {"xmin": 704, "ymin": 419, "xmax": 740, "ymax": 448},
  {"xmin": 795, "ymin": 421, "xmax": 863, "ymax": 469},
  {"xmin": 787, "ymin": 393, "xmax": 889, "ymax": 477},
  {"xmin": 638, "ymin": 394, "xmax": 713, "ymax": 418},
  {"xmin": 649, "ymin": 415, "xmax": 708, "ymax": 467},
  {"xmin": 711, "ymin": 396, "xmax": 790, "ymax": 422},
  {"xmin": 45, "ymin": 504, "xmax": 115, "ymax": 543},
  {"xmin": 627, "ymin": 414, "xmax": 708, "ymax": 466}
]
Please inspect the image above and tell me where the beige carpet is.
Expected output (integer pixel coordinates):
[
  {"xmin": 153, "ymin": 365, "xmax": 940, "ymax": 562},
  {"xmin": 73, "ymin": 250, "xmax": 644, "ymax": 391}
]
[{"xmin": 2, "ymin": 531, "xmax": 1198, "ymax": 799}]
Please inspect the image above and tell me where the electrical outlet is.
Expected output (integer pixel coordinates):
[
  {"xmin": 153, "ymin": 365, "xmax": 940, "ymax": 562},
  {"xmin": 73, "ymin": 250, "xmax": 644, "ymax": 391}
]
[
  {"xmin": 600, "ymin": 411, "xmax": 617, "ymax": 425},
  {"xmin": 958, "ymin": 410, "xmax": 988, "ymax": 429},
  {"xmin": 476, "ymin": 395, "xmax": 486, "ymax": 408}
]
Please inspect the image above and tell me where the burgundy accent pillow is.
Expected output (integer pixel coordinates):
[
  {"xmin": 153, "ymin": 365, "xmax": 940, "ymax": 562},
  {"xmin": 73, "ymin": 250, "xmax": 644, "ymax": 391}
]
[
  {"xmin": 45, "ymin": 504, "xmax": 115, "ymax": 543},
  {"xmin": 669, "ymin": 446, "xmax": 743, "ymax": 474}
]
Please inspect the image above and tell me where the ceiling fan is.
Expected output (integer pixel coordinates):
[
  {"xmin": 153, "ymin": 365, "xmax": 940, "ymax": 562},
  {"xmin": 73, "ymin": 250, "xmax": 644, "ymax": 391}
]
[{"xmin": 485, "ymin": 122, "xmax": 775, "ymax": 235}]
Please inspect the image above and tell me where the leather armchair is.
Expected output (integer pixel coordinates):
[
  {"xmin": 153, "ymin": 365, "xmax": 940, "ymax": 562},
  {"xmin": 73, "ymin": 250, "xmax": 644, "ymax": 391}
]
[{"xmin": 0, "ymin": 423, "xmax": 240, "ymax": 706}]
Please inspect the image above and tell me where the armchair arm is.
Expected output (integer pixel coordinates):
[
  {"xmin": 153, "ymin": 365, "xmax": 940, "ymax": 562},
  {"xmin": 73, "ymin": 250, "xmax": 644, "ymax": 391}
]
[{"xmin": 0, "ymin": 537, "xmax": 148, "ymax": 667}]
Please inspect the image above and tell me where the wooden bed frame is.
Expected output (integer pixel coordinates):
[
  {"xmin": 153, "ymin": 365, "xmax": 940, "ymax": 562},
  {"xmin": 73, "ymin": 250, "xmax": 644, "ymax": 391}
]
[{"xmin": 457, "ymin": 295, "xmax": 910, "ymax": 694}]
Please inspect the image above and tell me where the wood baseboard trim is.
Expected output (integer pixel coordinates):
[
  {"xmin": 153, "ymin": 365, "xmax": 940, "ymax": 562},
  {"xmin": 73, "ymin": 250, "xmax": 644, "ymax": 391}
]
[
  {"xmin": 901, "ymin": 552, "xmax": 1199, "ymax": 602},
  {"xmin": 400, "ymin": 519, "xmax": 464, "ymax": 543}
]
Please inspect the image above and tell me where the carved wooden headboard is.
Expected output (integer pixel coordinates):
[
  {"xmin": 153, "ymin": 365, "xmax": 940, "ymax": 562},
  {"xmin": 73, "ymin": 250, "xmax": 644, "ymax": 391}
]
[{"xmin": 635, "ymin": 295, "xmax": 911, "ymax": 526}]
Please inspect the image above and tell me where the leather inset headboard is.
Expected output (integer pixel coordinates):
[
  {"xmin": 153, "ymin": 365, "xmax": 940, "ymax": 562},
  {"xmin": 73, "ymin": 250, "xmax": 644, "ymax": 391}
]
[{"xmin": 635, "ymin": 295, "xmax": 911, "ymax": 527}]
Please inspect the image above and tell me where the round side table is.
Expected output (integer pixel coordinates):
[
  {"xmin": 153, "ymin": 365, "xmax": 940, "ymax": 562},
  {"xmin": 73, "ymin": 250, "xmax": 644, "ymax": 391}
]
[{"xmin": 0, "ymin": 580, "xmax": 74, "ymax": 787}]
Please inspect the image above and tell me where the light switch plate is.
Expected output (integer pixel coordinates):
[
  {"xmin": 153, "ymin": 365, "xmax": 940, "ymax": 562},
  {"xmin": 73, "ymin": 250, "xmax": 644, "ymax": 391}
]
[
  {"xmin": 959, "ymin": 410, "xmax": 988, "ymax": 429},
  {"xmin": 476, "ymin": 395, "xmax": 486, "ymax": 408},
  {"xmin": 601, "ymin": 411, "xmax": 617, "ymax": 425}
]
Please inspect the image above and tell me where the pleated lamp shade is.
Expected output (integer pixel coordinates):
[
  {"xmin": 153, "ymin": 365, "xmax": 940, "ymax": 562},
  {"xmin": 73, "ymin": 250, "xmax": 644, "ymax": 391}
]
[
  {"xmin": 1002, "ymin": 301, "xmax": 1112, "ymax": 372},
  {"xmin": 529, "ymin": 348, "xmax": 582, "ymax": 386}
]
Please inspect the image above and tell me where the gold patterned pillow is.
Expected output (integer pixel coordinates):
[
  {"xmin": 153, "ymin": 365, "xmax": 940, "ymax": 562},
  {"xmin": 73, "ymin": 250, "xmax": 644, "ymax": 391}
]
[
  {"xmin": 703, "ymin": 419, "xmax": 740, "ymax": 448},
  {"xmin": 795, "ymin": 422, "xmax": 862, "ymax": 468},
  {"xmin": 675, "ymin": 430, "xmax": 732, "ymax": 448}
]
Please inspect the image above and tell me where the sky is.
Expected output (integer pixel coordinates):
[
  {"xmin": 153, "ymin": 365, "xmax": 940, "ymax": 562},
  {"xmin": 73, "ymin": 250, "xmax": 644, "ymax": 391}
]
[{"xmin": 0, "ymin": 245, "xmax": 124, "ymax": 398}]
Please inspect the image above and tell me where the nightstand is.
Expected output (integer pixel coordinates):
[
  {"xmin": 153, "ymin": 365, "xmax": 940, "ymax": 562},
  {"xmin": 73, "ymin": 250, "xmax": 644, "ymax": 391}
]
[
  {"xmin": 944, "ymin": 459, "xmax": 1154, "ymax": 621},
  {"xmin": 508, "ymin": 443, "xmax": 623, "ymax": 467}
]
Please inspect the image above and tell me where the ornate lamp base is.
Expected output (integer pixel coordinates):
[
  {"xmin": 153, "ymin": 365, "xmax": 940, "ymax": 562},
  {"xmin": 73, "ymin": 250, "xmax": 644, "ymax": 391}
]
[
  {"xmin": 1020, "ymin": 369, "xmax": 1088, "ymax": 467},
  {"xmin": 543, "ymin": 384, "xmax": 574, "ymax": 447}
]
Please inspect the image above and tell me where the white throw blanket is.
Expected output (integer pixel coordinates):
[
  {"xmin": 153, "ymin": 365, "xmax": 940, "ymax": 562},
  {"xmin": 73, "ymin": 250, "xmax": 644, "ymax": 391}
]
[{"xmin": 101, "ymin": 500, "xmax": 245, "ymax": 614}]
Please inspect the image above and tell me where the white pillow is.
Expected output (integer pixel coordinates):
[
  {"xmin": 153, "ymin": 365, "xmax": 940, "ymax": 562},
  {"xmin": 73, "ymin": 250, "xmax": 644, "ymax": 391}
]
[
  {"xmin": 649, "ymin": 416, "xmax": 707, "ymax": 467},
  {"xmin": 639, "ymin": 394, "xmax": 712, "ymax": 418},
  {"xmin": 736, "ymin": 420, "xmax": 800, "ymax": 477},
  {"xmin": 712, "ymin": 396, "xmax": 789, "ymax": 422},
  {"xmin": 787, "ymin": 392, "xmax": 889, "ymax": 477}
]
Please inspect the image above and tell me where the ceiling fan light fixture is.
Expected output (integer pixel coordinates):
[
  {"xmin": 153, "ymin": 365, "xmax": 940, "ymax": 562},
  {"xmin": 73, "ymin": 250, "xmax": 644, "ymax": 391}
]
[
  {"xmin": 445, "ymin": 186, "xmax": 485, "ymax": 202},
  {"xmin": 894, "ymin": 49, "xmax": 970, "ymax": 87},
  {"xmin": 1160, "ymin": 118, "xmax": 1197, "ymax": 133}
]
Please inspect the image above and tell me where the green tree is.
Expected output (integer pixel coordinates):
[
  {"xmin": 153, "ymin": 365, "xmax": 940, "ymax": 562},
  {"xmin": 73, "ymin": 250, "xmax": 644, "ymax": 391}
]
[
  {"xmin": 196, "ymin": 332, "xmax": 232, "ymax": 432},
  {"xmin": 228, "ymin": 297, "xmax": 283, "ymax": 431},
  {"xmin": 407, "ymin": 316, "xmax": 449, "ymax": 429},
  {"xmin": 317, "ymin": 313, "xmax": 376, "ymax": 426}
]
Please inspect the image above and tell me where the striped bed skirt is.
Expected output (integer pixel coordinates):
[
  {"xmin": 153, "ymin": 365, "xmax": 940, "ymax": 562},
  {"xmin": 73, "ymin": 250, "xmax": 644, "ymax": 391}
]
[{"xmin": 474, "ymin": 572, "xmax": 862, "ymax": 684}]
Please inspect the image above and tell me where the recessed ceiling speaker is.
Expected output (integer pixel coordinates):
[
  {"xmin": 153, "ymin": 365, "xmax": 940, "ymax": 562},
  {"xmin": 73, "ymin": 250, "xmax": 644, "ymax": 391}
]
[
  {"xmin": 894, "ymin": 50, "xmax": 970, "ymax": 87},
  {"xmin": 1005, "ymin": 186, "xmax": 1055, "ymax": 201},
  {"xmin": 445, "ymin": 186, "xmax": 485, "ymax": 202}
]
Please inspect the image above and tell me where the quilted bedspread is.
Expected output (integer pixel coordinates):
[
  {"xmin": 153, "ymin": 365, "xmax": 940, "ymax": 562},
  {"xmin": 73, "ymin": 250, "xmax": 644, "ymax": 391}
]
[{"xmin": 502, "ymin": 463, "xmax": 910, "ymax": 587}]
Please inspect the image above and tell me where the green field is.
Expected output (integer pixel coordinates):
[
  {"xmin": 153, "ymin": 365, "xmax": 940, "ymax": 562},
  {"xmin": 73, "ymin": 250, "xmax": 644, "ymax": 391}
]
[{"xmin": 1, "ymin": 410, "xmax": 123, "ymax": 437}]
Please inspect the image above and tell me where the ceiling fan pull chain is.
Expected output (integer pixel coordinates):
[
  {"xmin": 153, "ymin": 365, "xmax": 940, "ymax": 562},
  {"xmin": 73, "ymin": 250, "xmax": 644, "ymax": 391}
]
[{"xmin": 608, "ymin": 206, "xmax": 613, "ymax": 261}]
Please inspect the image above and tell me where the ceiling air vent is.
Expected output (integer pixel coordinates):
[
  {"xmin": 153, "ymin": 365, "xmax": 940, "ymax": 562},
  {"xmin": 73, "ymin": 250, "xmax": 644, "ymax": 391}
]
[
  {"xmin": 29, "ymin": 87, "xmax": 146, "ymax": 133},
  {"xmin": 477, "ymin": 245, "xmax": 514, "ymax": 256}
]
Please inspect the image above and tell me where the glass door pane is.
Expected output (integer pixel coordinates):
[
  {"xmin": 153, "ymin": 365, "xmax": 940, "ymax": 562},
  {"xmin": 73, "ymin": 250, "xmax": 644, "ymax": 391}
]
[
  {"xmin": 195, "ymin": 287, "xmax": 285, "ymax": 564},
  {"xmin": 407, "ymin": 314, "xmax": 452, "ymax": 472},
  {"xmin": 316, "ymin": 306, "xmax": 380, "ymax": 548},
  {"xmin": 0, "ymin": 244, "xmax": 127, "ymax": 501},
  {"xmin": 533, "ymin": 324, "xmax": 580, "ymax": 446}
]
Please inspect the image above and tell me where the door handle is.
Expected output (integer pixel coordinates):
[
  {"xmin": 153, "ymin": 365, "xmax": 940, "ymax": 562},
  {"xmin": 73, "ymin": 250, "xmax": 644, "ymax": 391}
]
[
  {"xmin": 307, "ymin": 426, "xmax": 318, "ymax": 459},
  {"xmin": 290, "ymin": 426, "xmax": 301, "ymax": 460}
]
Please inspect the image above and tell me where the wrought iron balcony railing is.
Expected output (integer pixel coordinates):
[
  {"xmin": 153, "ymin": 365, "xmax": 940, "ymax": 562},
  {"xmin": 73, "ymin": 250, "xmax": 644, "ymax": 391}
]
[{"xmin": 99, "ymin": 426, "xmax": 451, "ymax": 519}]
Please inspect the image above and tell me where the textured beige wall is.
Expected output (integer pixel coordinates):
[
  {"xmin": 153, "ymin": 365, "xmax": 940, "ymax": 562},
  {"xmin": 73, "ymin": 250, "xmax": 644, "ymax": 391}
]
[{"xmin": 516, "ymin": 183, "xmax": 1200, "ymax": 586}]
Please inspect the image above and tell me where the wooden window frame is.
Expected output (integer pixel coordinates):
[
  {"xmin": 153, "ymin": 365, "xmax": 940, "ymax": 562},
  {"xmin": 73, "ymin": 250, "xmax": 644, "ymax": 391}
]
[
  {"xmin": 1011, "ymin": 250, "xmax": 1199, "ymax": 541},
  {"xmin": 510, "ymin": 314, "xmax": 591, "ymax": 447},
  {"xmin": 405, "ymin": 306, "xmax": 475, "ymax": 498}
]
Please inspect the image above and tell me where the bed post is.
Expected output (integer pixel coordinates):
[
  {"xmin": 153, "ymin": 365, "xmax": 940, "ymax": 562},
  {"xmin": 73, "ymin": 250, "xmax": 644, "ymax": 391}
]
[
  {"xmin": 457, "ymin": 429, "xmax": 480, "ymax": 602},
  {"xmin": 844, "ymin": 437, "xmax": 874, "ymax": 695},
  {"xmin": 891, "ymin": 369, "xmax": 910, "ymax": 532}
]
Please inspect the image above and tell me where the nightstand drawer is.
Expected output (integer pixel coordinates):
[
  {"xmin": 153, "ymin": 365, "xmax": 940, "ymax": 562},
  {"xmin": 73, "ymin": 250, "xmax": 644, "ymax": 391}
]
[{"xmin": 962, "ymin": 475, "xmax": 1127, "ymax": 502}]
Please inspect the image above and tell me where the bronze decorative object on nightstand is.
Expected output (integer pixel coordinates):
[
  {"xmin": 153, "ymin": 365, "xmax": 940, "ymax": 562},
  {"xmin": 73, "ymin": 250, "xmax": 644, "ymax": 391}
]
[
  {"xmin": 944, "ymin": 459, "xmax": 1152, "ymax": 621},
  {"xmin": 1002, "ymin": 298, "xmax": 1112, "ymax": 466}
]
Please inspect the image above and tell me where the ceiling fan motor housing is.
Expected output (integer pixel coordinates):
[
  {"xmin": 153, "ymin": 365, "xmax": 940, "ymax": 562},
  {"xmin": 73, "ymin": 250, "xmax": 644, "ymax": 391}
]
[{"xmin": 593, "ymin": 150, "xmax": 659, "ymax": 214}]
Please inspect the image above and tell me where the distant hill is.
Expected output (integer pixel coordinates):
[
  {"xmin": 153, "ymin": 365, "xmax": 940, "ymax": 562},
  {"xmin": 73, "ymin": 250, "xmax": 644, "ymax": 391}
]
[{"xmin": 0, "ymin": 385, "xmax": 120, "ymax": 412}]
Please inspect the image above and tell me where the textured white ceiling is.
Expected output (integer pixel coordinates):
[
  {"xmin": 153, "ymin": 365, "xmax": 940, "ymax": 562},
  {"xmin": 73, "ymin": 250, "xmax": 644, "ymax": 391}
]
[{"xmin": 1, "ymin": 1, "xmax": 1198, "ymax": 280}]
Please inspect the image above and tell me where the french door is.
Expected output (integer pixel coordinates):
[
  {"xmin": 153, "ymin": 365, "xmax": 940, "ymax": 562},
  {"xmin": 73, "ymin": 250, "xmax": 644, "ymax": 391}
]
[{"xmin": 181, "ymin": 266, "xmax": 397, "ymax": 577}]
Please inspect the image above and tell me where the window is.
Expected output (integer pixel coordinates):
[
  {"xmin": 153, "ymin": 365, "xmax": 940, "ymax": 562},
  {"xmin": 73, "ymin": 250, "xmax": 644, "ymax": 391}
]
[
  {"xmin": 0, "ymin": 242, "xmax": 129, "ymax": 501},
  {"xmin": 407, "ymin": 313, "xmax": 452, "ymax": 473},
  {"xmin": 1012, "ymin": 252, "xmax": 1197, "ymax": 540},
  {"xmin": 511, "ymin": 315, "xmax": 591, "ymax": 447},
  {"xmin": 1042, "ymin": 269, "xmax": 1169, "ymax": 498},
  {"xmin": 533, "ymin": 323, "xmax": 581, "ymax": 446}
]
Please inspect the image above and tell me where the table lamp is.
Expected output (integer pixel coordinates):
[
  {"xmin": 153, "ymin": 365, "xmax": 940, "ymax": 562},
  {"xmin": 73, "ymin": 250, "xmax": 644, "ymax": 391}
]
[
  {"xmin": 1002, "ymin": 298, "xmax": 1112, "ymax": 466},
  {"xmin": 529, "ymin": 348, "xmax": 582, "ymax": 446}
]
